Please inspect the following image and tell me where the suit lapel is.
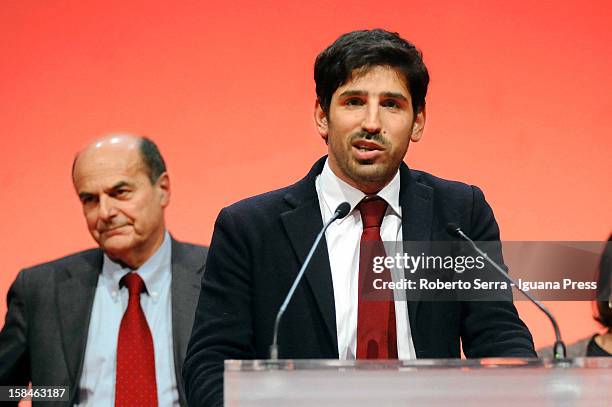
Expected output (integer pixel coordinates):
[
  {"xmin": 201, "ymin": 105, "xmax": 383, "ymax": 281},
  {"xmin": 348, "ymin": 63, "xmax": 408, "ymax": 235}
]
[
  {"xmin": 280, "ymin": 157, "xmax": 338, "ymax": 355},
  {"xmin": 55, "ymin": 250, "xmax": 101, "ymax": 388},
  {"xmin": 170, "ymin": 239, "xmax": 205, "ymax": 405},
  {"xmin": 276, "ymin": 159, "xmax": 434, "ymax": 357},
  {"xmin": 399, "ymin": 164, "xmax": 434, "ymax": 343}
]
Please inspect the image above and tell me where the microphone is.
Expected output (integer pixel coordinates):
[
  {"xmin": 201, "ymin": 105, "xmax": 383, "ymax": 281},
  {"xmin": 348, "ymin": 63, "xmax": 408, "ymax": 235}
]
[
  {"xmin": 446, "ymin": 223, "xmax": 567, "ymax": 360},
  {"xmin": 269, "ymin": 202, "xmax": 351, "ymax": 360}
]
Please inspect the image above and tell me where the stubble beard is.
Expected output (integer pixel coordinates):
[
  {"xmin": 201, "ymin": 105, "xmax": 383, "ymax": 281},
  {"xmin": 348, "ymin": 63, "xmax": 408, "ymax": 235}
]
[{"xmin": 330, "ymin": 131, "xmax": 398, "ymax": 191}]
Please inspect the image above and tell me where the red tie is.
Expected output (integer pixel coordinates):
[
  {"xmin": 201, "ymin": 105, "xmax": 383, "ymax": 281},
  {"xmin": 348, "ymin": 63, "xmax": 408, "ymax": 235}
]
[
  {"xmin": 115, "ymin": 273, "xmax": 158, "ymax": 406},
  {"xmin": 357, "ymin": 196, "xmax": 398, "ymax": 359}
]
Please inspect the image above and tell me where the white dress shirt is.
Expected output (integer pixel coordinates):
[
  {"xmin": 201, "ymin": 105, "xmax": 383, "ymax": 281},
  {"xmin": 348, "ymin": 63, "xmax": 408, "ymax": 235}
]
[
  {"xmin": 76, "ymin": 231, "xmax": 178, "ymax": 406},
  {"xmin": 315, "ymin": 159, "xmax": 416, "ymax": 360}
]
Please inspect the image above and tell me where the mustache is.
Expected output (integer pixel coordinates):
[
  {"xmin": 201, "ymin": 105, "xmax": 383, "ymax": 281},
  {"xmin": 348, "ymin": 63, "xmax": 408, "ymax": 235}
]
[{"xmin": 349, "ymin": 131, "xmax": 389, "ymax": 147}]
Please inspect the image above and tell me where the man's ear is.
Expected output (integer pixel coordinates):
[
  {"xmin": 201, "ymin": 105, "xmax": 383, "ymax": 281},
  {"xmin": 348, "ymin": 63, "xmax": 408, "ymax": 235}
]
[
  {"xmin": 410, "ymin": 106, "xmax": 426, "ymax": 142},
  {"xmin": 155, "ymin": 173, "xmax": 171, "ymax": 208},
  {"xmin": 314, "ymin": 99, "xmax": 329, "ymax": 143}
]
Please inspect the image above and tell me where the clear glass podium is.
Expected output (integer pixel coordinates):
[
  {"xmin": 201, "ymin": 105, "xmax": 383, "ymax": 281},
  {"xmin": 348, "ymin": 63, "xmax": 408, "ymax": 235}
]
[{"xmin": 225, "ymin": 358, "xmax": 612, "ymax": 406}]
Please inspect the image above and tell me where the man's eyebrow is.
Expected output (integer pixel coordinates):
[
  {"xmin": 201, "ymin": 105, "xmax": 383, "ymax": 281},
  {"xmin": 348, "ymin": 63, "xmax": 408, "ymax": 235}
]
[
  {"xmin": 78, "ymin": 181, "xmax": 133, "ymax": 200},
  {"xmin": 380, "ymin": 92, "xmax": 409, "ymax": 101},
  {"xmin": 337, "ymin": 90, "xmax": 409, "ymax": 102},
  {"xmin": 337, "ymin": 90, "xmax": 367, "ymax": 98},
  {"xmin": 109, "ymin": 181, "xmax": 131, "ymax": 191}
]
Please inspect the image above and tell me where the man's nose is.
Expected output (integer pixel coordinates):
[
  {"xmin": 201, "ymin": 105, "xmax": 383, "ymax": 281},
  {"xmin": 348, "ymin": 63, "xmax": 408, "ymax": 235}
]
[
  {"xmin": 361, "ymin": 103, "xmax": 382, "ymax": 135},
  {"xmin": 98, "ymin": 195, "xmax": 117, "ymax": 220}
]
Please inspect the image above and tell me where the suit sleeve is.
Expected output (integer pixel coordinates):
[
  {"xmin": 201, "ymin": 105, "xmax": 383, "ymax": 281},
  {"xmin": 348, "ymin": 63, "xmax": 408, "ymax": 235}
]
[
  {"xmin": 0, "ymin": 269, "xmax": 31, "ymax": 393},
  {"xmin": 459, "ymin": 186, "xmax": 537, "ymax": 358},
  {"xmin": 183, "ymin": 207, "xmax": 255, "ymax": 407}
]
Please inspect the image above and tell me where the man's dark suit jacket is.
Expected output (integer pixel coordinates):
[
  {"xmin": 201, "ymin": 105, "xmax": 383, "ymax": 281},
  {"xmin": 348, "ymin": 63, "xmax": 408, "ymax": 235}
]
[
  {"xmin": 183, "ymin": 157, "xmax": 536, "ymax": 406},
  {"xmin": 0, "ymin": 238, "xmax": 207, "ymax": 406}
]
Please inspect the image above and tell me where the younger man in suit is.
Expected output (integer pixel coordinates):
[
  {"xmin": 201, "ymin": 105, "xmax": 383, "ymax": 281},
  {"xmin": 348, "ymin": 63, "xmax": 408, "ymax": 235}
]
[
  {"xmin": 0, "ymin": 134, "xmax": 207, "ymax": 406},
  {"xmin": 184, "ymin": 29, "xmax": 536, "ymax": 406}
]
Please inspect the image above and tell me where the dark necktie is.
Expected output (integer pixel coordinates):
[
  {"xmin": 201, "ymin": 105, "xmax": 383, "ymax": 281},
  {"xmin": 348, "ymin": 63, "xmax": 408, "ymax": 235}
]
[
  {"xmin": 115, "ymin": 272, "xmax": 158, "ymax": 406},
  {"xmin": 356, "ymin": 196, "xmax": 398, "ymax": 359}
]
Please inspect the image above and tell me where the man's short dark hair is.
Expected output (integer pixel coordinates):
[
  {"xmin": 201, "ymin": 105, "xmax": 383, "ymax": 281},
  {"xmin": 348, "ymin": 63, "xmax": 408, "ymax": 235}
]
[
  {"xmin": 314, "ymin": 29, "xmax": 429, "ymax": 116},
  {"xmin": 139, "ymin": 137, "xmax": 167, "ymax": 183}
]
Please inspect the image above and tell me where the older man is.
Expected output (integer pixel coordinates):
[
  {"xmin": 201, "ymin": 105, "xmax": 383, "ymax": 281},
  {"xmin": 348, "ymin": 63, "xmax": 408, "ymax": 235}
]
[
  {"xmin": 184, "ymin": 29, "xmax": 535, "ymax": 406},
  {"xmin": 0, "ymin": 135, "xmax": 207, "ymax": 406}
]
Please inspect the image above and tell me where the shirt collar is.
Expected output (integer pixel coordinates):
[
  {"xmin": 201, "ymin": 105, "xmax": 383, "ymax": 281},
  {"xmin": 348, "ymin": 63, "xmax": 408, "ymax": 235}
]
[
  {"xmin": 101, "ymin": 231, "xmax": 172, "ymax": 299},
  {"xmin": 318, "ymin": 158, "xmax": 401, "ymax": 221}
]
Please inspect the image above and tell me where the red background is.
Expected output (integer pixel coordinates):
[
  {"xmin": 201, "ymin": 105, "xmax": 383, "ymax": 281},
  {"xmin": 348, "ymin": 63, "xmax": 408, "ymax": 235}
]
[{"xmin": 1, "ymin": 0, "xmax": 611, "ymax": 350}]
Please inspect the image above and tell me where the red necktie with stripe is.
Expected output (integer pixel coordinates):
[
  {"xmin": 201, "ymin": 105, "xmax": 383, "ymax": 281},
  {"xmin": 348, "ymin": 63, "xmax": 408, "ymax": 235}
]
[
  {"xmin": 115, "ymin": 272, "xmax": 158, "ymax": 406},
  {"xmin": 357, "ymin": 196, "xmax": 398, "ymax": 359}
]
